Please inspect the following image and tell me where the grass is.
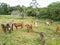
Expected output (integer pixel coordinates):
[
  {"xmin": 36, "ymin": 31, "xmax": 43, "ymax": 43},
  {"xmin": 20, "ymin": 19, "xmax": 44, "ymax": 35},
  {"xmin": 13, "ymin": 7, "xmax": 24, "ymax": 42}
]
[{"xmin": 0, "ymin": 15, "xmax": 60, "ymax": 45}]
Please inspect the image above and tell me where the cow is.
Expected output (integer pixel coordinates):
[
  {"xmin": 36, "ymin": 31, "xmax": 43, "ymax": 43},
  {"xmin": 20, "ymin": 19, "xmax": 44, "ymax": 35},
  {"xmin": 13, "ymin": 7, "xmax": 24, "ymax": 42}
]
[
  {"xmin": 25, "ymin": 24, "xmax": 32, "ymax": 32},
  {"xmin": 44, "ymin": 20, "xmax": 53, "ymax": 26},
  {"xmin": 34, "ymin": 21, "xmax": 38, "ymax": 28},
  {"xmin": 44, "ymin": 21, "xmax": 50, "ymax": 26},
  {"xmin": 13, "ymin": 21, "xmax": 24, "ymax": 29},
  {"xmin": 56, "ymin": 25, "xmax": 60, "ymax": 32},
  {"xmin": 1, "ymin": 23, "xmax": 13, "ymax": 33}
]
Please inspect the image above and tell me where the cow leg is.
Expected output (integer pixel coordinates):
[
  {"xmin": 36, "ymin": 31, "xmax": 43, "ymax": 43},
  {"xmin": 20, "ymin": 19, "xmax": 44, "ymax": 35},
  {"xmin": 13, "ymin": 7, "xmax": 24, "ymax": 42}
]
[
  {"xmin": 27, "ymin": 28, "xmax": 29, "ymax": 32},
  {"xmin": 15, "ymin": 26, "xmax": 18, "ymax": 29},
  {"xmin": 3, "ymin": 28, "xmax": 6, "ymax": 33},
  {"xmin": 11, "ymin": 24, "xmax": 13, "ymax": 31},
  {"xmin": 11, "ymin": 27, "xmax": 13, "ymax": 31}
]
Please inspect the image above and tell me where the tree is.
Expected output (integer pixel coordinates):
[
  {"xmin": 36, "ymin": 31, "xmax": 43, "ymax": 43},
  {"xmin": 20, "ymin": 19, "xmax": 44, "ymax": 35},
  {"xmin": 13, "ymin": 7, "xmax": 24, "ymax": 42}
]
[
  {"xmin": 48, "ymin": 2, "xmax": 60, "ymax": 20},
  {"xmin": 1, "ymin": 3, "xmax": 9, "ymax": 14}
]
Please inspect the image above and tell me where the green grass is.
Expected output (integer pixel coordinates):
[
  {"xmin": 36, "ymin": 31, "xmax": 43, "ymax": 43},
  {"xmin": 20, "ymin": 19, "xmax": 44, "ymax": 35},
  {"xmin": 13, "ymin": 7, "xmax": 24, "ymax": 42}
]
[{"xmin": 0, "ymin": 15, "xmax": 60, "ymax": 45}]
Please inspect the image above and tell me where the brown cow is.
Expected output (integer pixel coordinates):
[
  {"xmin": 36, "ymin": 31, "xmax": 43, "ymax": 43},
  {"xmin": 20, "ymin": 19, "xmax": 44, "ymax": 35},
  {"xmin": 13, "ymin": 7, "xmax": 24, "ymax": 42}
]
[
  {"xmin": 13, "ymin": 21, "xmax": 24, "ymax": 29},
  {"xmin": 25, "ymin": 24, "xmax": 32, "ymax": 32},
  {"xmin": 56, "ymin": 25, "xmax": 60, "ymax": 32}
]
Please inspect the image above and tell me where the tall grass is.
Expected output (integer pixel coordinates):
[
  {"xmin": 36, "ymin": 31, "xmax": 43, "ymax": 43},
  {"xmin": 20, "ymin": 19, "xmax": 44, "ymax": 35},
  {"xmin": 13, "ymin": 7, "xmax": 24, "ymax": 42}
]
[{"xmin": 0, "ymin": 15, "xmax": 60, "ymax": 45}]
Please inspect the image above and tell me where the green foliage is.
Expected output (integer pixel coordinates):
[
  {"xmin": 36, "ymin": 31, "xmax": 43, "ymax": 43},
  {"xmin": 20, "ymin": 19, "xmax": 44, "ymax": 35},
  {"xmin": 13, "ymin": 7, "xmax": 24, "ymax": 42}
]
[
  {"xmin": 0, "ymin": 2, "xmax": 60, "ymax": 20},
  {"xmin": 0, "ymin": 3, "xmax": 10, "ymax": 15},
  {"xmin": 26, "ymin": 2, "xmax": 60, "ymax": 20},
  {"xmin": 48, "ymin": 2, "xmax": 60, "ymax": 20},
  {"xmin": 26, "ymin": 8, "xmax": 36, "ymax": 16}
]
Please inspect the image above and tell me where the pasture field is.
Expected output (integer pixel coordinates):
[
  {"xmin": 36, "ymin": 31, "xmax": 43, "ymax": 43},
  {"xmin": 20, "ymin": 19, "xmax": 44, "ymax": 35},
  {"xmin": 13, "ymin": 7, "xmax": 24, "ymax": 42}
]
[{"xmin": 0, "ymin": 15, "xmax": 60, "ymax": 45}]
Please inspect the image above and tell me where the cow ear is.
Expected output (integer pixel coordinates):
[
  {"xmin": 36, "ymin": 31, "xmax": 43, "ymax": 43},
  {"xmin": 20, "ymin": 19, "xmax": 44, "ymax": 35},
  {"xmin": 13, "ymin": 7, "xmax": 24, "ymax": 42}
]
[
  {"xmin": 1, "ymin": 24, "xmax": 4, "ymax": 26},
  {"xmin": 1, "ymin": 24, "xmax": 4, "ymax": 28}
]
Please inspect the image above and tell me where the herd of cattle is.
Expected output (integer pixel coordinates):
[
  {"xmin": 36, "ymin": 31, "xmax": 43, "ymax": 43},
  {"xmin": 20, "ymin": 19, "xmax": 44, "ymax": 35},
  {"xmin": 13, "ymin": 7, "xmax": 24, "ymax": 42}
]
[
  {"xmin": 1, "ymin": 20, "xmax": 60, "ymax": 34},
  {"xmin": 1, "ymin": 20, "xmax": 33, "ymax": 33}
]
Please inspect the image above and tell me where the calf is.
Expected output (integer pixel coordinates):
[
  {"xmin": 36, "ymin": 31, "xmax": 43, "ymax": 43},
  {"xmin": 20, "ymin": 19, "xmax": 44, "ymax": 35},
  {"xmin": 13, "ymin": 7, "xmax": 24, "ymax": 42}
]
[
  {"xmin": 25, "ymin": 24, "xmax": 32, "ymax": 32},
  {"xmin": 56, "ymin": 25, "xmax": 60, "ymax": 32},
  {"xmin": 13, "ymin": 22, "xmax": 24, "ymax": 29}
]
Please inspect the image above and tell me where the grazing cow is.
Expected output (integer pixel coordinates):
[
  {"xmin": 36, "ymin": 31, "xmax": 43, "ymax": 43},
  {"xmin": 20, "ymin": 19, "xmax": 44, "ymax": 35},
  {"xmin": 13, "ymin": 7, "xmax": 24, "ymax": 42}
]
[
  {"xmin": 44, "ymin": 20, "xmax": 53, "ymax": 26},
  {"xmin": 13, "ymin": 21, "xmax": 24, "ymax": 29},
  {"xmin": 34, "ymin": 21, "xmax": 38, "ymax": 28},
  {"xmin": 56, "ymin": 25, "xmax": 60, "ymax": 32},
  {"xmin": 25, "ymin": 24, "xmax": 32, "ymax": 32},
  {"xmin": 45, "ymin": 21, "xmax": 50, "ymax": 26},
  {"xmin": 1, "ymin": 23, "xmax": 13, "ymax": 33}
]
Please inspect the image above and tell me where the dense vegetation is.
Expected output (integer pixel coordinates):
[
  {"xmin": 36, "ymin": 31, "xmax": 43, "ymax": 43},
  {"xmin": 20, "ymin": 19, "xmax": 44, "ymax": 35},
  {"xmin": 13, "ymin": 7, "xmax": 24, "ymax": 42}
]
[{"xmin": 0, "ymin": 2, "xmax": 60, "ymax": 20}]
